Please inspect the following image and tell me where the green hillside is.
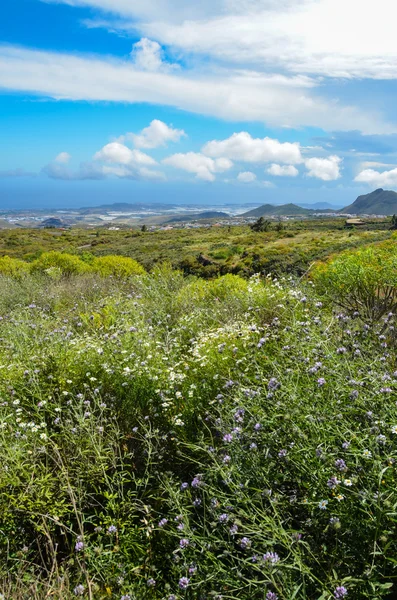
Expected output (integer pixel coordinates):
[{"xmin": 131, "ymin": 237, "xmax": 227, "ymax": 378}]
[
  {"xmin": 242, "ymin": 203, "xmax": 312, "ymax": 217},
  {"xmin": 343, "ymin": 188, "xmax": 397, "ymax": 215}
]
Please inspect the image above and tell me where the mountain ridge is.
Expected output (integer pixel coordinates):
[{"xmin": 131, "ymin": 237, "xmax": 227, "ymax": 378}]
[{"xmin": 342, "ymin": 188, "xmax": 397, "ymax": 215}]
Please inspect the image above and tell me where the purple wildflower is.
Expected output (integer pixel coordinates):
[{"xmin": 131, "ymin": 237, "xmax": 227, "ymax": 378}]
[
  {"xmin": 158, "ymin": 518, "xmax": 168, "ymax": 528},
  {"xmin": 74, "ymin": 585, "xmax": 85, "ymax": 596},
  {"xmin": 335, "ymin": 459, "xmax": 347, "ymax": 472},
  {"xmin": 219, "ymin": 513, "xmax": 228, "ymax": 523},
  {"xmin": 254, "ymin": 423, "xmax": 262, "ymax": 431},
  {"xmin": 193, "ymin": 498, "xmax": 202, "ymax": 507},
  {"xmin": 180, "ymin": 482, "xmax": 189, "ymax": 491},
  {"xmin": 317, "ymin": 377, "xmax": 326, "ymax": 387},
  {"xmin": 263, "ymin": 552, "xmax": 280, "ymax": 564},
  {"xmin": 240, "ymin": 537, "xmax": 251, "ymax": 549},
  {"xmin": 334, "ymin": 586, "xmax": 348, "ymax": 598},
  {"xmin": 223, "ymin": 433, "xmax": 233, "ymax": 443},
  {"xmin": 266, "ymin": 593, "xmax": 278, "ymax": 600},
  {"xmin": 327, "ymin": 476, "xmax": 340, "ymax": 489},
  {"xmin": 268, "ymin": 378, "xmax": 280, "ymax": 391},
  {"xmin": 146, "ymin": 578, "xmax": 156, "ymax": 587},
  {"xmin": 179, "ymin": 538, "xmax": 190, "ymax": 549},
  {"xmin": 223, "ymin": 454, "xmax": 231, "ymax": 464},
  {"xmin": 191, "ymin": 476, "xmax": 201, "ymax": 488},
  {"xmin": 278, "ymin": 449, "xmax": 287, "ymax": 458},
  {"xmin": 75, "ymin": 540, "xmax": 84, "ymax": 552},
  {"xmin": 179, "ymin": 577, "xmax": 190, "ymax": 590},
  {"xmin": 107, "ymin": 525, "xmax": 117, "ymax": 535},
  {"xmin": 234, "ymin": 408, "xmax": 245, "ymax": 422}
]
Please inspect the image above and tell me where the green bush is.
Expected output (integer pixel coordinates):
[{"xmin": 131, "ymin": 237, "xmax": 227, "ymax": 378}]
[
  {"xmin": 31, "ymin": 251, "xmax": 91, "ymax": 276},
  {"xmin": 92, "ymin": 255, "xmax": 145, "ymax": 278},
  {"xmin": 0, "ymin": 255, "xmax": 30, "ymax": 277},
  {"xmin": 312, "ymin": 244, "xmax": 397, "ymax": 322}
]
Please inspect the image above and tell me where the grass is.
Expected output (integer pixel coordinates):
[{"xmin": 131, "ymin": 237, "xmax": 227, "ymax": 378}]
[{"xmin": 0, "ymin": 256, "xmax": 396, "ymax": 599}]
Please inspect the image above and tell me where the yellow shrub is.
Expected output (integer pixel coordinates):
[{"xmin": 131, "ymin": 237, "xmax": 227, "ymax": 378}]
[
  {"xmin": 0, "ymin": 256, "xmax": 30, "ymax": 277},
  {"xmin": 92, "ymin": 255, "xmax": 145, "ymax": 278},
  {"xmin": 31, "ymin": 252, "xmax": 91, "ymax": 276}
]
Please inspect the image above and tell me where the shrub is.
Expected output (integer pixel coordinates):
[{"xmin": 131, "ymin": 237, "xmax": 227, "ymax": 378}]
[
  {"xmin": 0, "ymin": 255, "xmax": 30, "ymax": 278},
  {"xmin": 312, "ymin": 245, "xmax": 397, "ymax": 322},
  {"xmin": 31, "ymin": 252, "xmax": 91, "ymax": 276},
  {"xmin": 92, "ymin": 255, "xmax": 145, "ymax": 278}
]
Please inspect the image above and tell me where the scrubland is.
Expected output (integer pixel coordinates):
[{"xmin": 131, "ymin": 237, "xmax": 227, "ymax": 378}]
[{"xmin": 0, "ymin": 232, "xmax": 396, "ymax": 599}]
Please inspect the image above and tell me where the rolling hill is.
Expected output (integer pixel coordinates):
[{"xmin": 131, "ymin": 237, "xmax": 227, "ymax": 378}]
[
  {"xmin": 342, "ymin": 189, "xmax": 397, "ymax": 215},
  {"xmin": 242, "ymin": 203, "xmax": 312, "ymax": 217}
]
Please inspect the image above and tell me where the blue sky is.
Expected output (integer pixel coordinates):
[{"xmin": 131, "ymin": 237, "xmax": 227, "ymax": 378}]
[{"xmin": 1, "ymin": 0, "xmax": 397, "ymax": 209}]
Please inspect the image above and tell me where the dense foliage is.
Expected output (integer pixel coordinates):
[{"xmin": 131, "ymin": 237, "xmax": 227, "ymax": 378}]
[{"xmin": 0, "ymin": 244, "xmax": 396, "ymax": 599}]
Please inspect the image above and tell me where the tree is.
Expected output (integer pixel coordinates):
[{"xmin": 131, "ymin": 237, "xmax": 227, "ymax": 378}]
[
  {"xmin": 250, "ymin": 217, "xmax": 271, "ymax": 232},
  {"xmin": 390, "ymin": 214, "xmax": 397, "ymax": 230},
  {"xmin": 141, "ymin": 224, "xmax": 148, "ymax": 232}
]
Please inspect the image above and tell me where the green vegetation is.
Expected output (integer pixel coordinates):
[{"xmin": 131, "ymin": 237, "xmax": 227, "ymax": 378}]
[
  {"xmin": 0, "ymin": 226, "xmax": 396, "ymax": 599},
  {"xmin": 0, "ymin": 220, "xmax": 392, "ymax": 279}
]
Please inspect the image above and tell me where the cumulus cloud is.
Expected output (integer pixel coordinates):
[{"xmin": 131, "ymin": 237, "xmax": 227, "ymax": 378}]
[
  {"xmin": 130, "ymin": 38, "xmax": 177, "ymax": 72},
  {"xmin": 267, "ymin": 164, "xmax": 299, "ymax": 177},
  {"xmin": 0, "ymin": 46, "xmax": 392, "ymax": 134},
  {"xmin": 42, "ymin": 145, "xmax": 164, "ymax": 180},
  {"xmin": 355, "ymin": 167, "xmax": 397, "ymax": 187},
  {"xmin": 55, "ymin": 152, "xmax": 71, "ymax": 164},
  {"xmin": 203, "ymin": 133, "xmax": 303, "ymax": 164},
  {"xmin": 126, "ymin": 119, "xmax": 186, "ymax": 148},
  {"xmin": 163, "ymin": 152, "xmax": 233, "ymax": 181},
  {"xmin": 237, "ymin": 171, "xmax": 256, "ymax": 183},
  {"xmin": 94, "ymin": 142, "xmax": 157, "ymax": 166},
  {"xmin": 305, "ymin": 155, "xmax": 342, "ymax": 181}
]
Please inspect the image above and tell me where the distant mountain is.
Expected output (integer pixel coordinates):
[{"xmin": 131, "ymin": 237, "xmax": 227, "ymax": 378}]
[
  {"xmin": 167, "ymin": 211, "xmax": 230, "ymax": 223},
  {"xmin": 342, "ymin": 189, "xmax": 397, "ymax": 215},
  {"xmin": 39, "ymin": 217, "xmax": 70, "ymax": 228},
  {"xmin": 242, "ymin": 203, "xmax": 312, "ymax": 217}
]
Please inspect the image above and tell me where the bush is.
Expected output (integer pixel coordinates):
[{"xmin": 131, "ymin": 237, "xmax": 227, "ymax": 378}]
[
  {"xmin": 312, "ymin": 245, "xmax": 397, "ymax": 322},
  {"xmin": 0, "ymin": 255, "xmax": 30, "ymax": 278},
  {"xmin": 92, "ymin": 255, "xmax": 145, "ymax": 278},
  {"xmin": 31, "ymin": 252, "xmax": 91, "ymax": 276}
]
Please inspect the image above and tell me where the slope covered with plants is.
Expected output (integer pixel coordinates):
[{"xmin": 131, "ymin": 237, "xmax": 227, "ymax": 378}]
[{"xmin": 0, "ymin": 242, "xmax": 396, "ymax": 599}]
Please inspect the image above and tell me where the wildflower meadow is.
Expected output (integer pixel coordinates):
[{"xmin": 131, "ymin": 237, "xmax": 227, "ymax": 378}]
[{"xmin": 0, "ymin": 246, "xmax": 396, "ymax": 599}]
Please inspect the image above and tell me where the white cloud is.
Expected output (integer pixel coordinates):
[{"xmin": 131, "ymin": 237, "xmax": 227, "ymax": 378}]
[
  {"xmin": 64, "ymin": 0, "xmax": 397, "ymax": 80},
  {"xmin": 127, "ymin": 119, "xmax": 186, "ymax": 148},
  {"xmin": 237, "ymin": 171, "xmax": 256, "ymax": 183},
  {"xmin": 139, "ymin": 0, "xmax": 397, "ymax": 80},
  {"xmin": 55, "ymin": 152, "xmax": 71, "ymax": 164},
  {"xmin": 130, "ymin": 38, "xmax": 177, "ymax": 72},
  {"xmin": 355, "ymin": 167, "xmax": 397, "ymax": 188},
  {"xmin": 267, "ymin": 163, "xmax": 299, "ymax": 177},
  {"xmin": 0, "ymin": 46, "xmax": 392, "ymax": 134},
  {"xmin": 94, "ymin": 142, "xmax": 157, "ymax": 166},
  {"xmin": 42, "ymin": 142, "xmax": 164, "ymax": 180},
  {"xmin": 163, "ymin": 152, "xmax": 233, "ymax": 181},
  {"xmin": 203, "ymin": 132, "xmax": 303, "ymax": 164},
  {"xmin": 305, "ymin": 155, "xmax": 342, "ymax": 181}
]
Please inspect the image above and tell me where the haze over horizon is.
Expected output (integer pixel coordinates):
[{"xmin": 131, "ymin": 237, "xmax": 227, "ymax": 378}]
[{"xmin": 2, "ymin": 0, "xmax": 397, "ymax": 209}]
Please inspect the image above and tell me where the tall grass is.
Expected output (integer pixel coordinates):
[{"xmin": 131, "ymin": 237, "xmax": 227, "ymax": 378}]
[{"xmin": 0, "ymin": 267, "xmax": 396, "ymax": 599}]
